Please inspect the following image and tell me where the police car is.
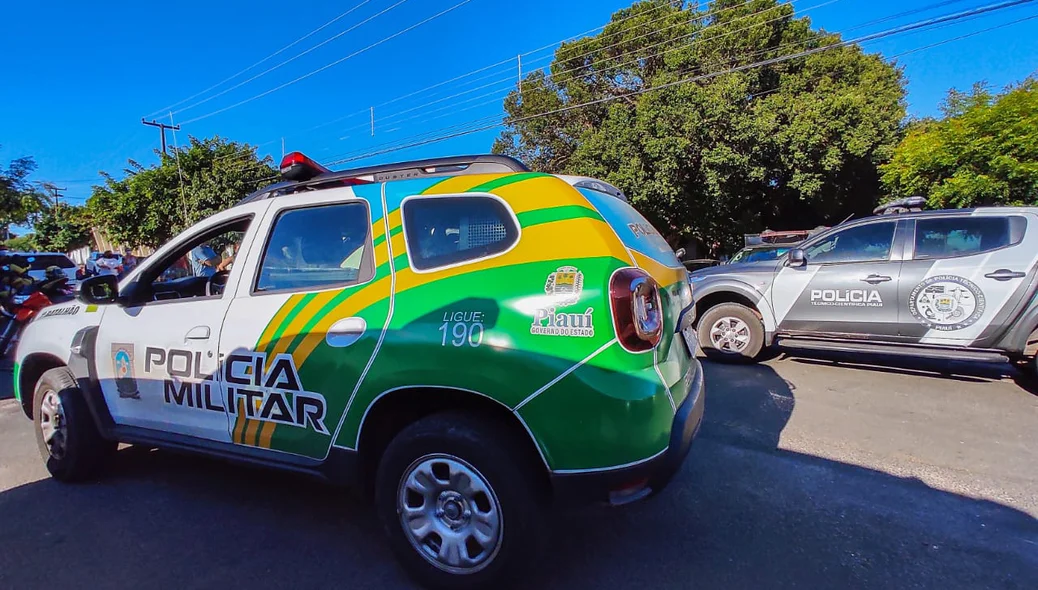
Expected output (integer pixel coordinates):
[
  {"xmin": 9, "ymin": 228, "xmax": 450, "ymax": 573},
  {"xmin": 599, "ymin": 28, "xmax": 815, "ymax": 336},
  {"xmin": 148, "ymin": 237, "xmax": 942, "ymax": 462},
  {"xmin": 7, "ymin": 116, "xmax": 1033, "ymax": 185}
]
[
  {"xmin": 690, "ymin": 197, "xmax": 1038, "ymax": 373},
  {"xmin": 12, "ymin": 152, "xmax": 703, "ymax": 588}
]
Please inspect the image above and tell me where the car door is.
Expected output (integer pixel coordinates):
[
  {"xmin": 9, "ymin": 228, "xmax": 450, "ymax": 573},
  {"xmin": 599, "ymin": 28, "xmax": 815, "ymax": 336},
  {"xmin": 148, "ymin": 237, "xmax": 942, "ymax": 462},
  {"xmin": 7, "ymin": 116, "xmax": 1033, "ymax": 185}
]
[
  {"xmin": 771, "ymin": 219, "xmax": 904, "ymax": 338},
  {"xmin": 897, "ymin": 213, "xmax": 1038, "ymax": 346},
  {"xmin": 94, "ymin": 210, "xmax": 263, "ymax": 442},
  {"xmin": 217, "ymin": 186, "xmax": 391, "ymax": 459}
]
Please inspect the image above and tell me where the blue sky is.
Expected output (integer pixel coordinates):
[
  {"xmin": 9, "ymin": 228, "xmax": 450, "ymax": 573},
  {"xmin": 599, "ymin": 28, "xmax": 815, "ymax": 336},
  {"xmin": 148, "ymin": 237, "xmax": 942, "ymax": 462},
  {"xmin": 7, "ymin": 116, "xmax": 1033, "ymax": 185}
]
[{"xmin": 1, "ymin": 0, "xmax": 1036, "ymax": 209}]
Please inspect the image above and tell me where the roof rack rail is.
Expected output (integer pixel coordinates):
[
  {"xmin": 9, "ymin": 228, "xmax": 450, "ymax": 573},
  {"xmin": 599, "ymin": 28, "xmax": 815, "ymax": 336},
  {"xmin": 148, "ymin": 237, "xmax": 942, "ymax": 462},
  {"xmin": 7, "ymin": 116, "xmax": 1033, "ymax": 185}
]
[
  {"xmin": 239, "ymin": 154, "xmax": 529, "ymax": 205},
  {"xmin": 874, "ymin": 196, "xmax": 926, "ymax": 216}
]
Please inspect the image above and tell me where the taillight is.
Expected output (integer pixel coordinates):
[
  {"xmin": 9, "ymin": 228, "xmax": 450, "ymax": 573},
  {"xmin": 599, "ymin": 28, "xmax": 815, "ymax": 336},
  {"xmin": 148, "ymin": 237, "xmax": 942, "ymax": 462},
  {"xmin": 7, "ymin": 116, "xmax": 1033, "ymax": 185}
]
[{"xmin": 610, "ymin": 268, "xmax": 664, "ymax": 352}]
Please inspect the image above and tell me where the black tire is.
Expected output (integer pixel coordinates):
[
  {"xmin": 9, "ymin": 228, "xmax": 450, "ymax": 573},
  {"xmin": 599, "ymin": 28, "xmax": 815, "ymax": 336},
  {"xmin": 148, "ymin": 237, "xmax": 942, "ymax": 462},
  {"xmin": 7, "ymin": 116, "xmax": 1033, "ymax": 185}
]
[
  {"xmin": 697, "ymin": 302, "xmax": 765, "ymax": 363},
  {"xmin": 375, "ymin": 412, "xmax": 546, "ymax": 590},
  {"xmin": 33, "ymin": 367, "xmax": 115, "ymax": 482}
]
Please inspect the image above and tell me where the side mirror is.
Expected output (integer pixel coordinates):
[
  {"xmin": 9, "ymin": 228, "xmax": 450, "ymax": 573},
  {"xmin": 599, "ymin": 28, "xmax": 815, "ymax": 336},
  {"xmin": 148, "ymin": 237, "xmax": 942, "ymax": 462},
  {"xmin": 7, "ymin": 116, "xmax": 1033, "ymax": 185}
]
[
  {"xmin": 78, "ymin": 274, "xmax": 119, "ymax": 305},
  {"xmin": 674, "ymin": 248, "xmax": 686, "ymax": 260},
  {"xmin": 787, "ymin": 248, "xmax": 807, "ymax": 268}
]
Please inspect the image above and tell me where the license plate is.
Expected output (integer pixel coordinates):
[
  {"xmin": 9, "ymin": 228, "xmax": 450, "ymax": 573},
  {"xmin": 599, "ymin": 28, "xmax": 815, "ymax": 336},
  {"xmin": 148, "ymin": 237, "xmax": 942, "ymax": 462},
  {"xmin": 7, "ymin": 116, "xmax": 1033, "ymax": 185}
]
[{"xmin": 681, "ymin": 325, "xmax": 698, "ymax": 355}]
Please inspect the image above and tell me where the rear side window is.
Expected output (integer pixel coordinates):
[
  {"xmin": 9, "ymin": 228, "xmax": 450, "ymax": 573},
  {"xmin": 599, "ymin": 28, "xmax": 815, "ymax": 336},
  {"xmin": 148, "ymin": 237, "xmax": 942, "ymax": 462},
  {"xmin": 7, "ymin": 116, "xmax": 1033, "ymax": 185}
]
[
  {"xmin": 255, "ymin": 201, "xmax": 374, "ymax": 293},
  {"xmin": 29, "ymin": 255, "xmax": 75, "ymax": 269},
  {"xmin": 913, "ymin": 216, "xmax": 1021, "ymax": 259},
  {"xmin": 402, "ymin": 196, "xmax": 519, "ymax": 271}
]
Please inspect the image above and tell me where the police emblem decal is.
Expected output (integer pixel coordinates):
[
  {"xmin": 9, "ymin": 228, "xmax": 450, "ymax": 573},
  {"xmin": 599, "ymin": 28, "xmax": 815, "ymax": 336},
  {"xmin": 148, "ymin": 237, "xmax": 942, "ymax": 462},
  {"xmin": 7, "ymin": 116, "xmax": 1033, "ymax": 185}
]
[
  {"xmin": 532, "ymin": 266, "xmax": 594, "ymax": 337},
  {"xmin": 112, "ymin": 343, "xmax": 141, "ymax": 399},
  {"xmin": 543, "ymin": 266, "xmax": 584, "ymax": 307},
  {"xmin": 909, "ymin": 275, "xmax": 986, "ymax": 331}
]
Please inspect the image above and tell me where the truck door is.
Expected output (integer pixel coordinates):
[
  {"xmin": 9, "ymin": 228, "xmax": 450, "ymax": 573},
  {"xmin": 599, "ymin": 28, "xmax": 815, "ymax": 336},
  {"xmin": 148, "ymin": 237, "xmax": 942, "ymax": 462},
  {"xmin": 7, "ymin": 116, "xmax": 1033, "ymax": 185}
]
[
  {"xmin": 217, "ymin": 186, "xmax": 391, "ymax": 459},
  {"xmin": 93, "ymin": 212, "xmax": 260, "ymax": 442},
  {"xmin": 771, "ymin": 219, "xmax": 903, "ymax": 338},
  {"xmin": 897, "ymin": 213, "xmax": 1038, "ymax": 346}
]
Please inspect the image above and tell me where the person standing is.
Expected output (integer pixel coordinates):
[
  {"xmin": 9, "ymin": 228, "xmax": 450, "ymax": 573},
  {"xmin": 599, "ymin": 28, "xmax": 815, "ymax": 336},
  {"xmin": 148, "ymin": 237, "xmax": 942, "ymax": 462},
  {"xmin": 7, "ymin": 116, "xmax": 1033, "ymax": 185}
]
[
  {"xmin": 122, "ymin": 248, "xmax": 137, "ymax": 275},
  {"xmin": 95, "ymin": 251, "xmax": 120, "ymax": 277}
]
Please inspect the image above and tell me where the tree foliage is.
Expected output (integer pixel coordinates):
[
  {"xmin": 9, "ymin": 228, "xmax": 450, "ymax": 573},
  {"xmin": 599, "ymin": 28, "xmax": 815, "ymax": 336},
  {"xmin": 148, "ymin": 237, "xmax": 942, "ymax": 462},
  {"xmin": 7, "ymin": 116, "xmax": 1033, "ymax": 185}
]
[
  {"xmin": 0, "ymin": 149, "xmax": 48, "ymax": 234},
  {"xmin": 881, "ymin": 79, "xmax": 1038, "ymax": 208},
  {"xmin": 88, "ymin": 137, "xmax": 276, "ymax": 248},
  {"xmin": 34, "ymin": 205, "xmax": 93, "ymax": 252},
  {"xmin": 493, "ymin": 0, "xmax": 906, "ymax": 249}
]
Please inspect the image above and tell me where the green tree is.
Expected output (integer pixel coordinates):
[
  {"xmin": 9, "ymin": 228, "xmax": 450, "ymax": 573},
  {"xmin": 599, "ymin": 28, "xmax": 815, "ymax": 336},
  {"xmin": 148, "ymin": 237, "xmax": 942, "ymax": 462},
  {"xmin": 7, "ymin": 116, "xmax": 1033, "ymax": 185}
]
[
  {"xmin": 0, "ymin": 150, "xmax": 48, "ymax": 237},
  {"xmin": 881, "ymin": 78, "xmax": 1038, "ymax": 208},
  {"xmin": 4, "ymin": 233, "xmax": 38, "ymax": 251},
  {"xmin": 88, "ymin": 136, "xmax": 276, "ymax": 248},
  {"xmin": 493, "ymin": 0, "xmax": 906, "ymax": 250},
  {"xmin": 34, "ymin": 204, "xmax": 93, "ymax": 252}
]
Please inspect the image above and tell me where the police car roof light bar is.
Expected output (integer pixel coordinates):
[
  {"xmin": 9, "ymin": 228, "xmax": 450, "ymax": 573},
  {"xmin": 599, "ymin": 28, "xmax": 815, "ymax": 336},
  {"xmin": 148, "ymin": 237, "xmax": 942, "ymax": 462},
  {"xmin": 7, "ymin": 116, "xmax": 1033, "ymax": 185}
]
[{"xmin": 243, "ymin": 154, "xmax": 530, "ymax": 205}]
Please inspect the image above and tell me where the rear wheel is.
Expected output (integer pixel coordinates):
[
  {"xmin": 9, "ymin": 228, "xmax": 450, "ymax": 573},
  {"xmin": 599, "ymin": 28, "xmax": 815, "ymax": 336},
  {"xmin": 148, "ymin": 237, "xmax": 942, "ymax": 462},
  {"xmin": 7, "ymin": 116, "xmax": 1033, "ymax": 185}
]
[
  {"xmin": 33, "ymin": 367, "xmax": 115, "ymax": 481},
  {"xmin": 698, "ymin": 302, "xmax": 765, "ymax": 362},
  {"xmin": 375, "ymin": 412, "xmax": 546, "ymax": 589}
]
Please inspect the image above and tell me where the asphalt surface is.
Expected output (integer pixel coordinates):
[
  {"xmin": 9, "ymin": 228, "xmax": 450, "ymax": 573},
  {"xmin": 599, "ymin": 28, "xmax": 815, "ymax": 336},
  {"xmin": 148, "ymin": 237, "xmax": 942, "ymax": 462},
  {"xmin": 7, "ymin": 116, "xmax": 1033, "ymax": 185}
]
[{"xmin": 1, "ymin": 352, "xmax": 1036, "ymax": 589}]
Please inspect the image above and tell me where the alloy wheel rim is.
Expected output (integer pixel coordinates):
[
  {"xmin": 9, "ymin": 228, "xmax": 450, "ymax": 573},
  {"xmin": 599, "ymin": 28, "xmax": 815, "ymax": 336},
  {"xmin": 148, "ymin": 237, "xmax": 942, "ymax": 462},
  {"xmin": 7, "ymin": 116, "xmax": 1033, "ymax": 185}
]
[
  {"xmin": 709, "ymin": 316, "xmax": 751, "ymax": 353},
  {"xmin": 38, "ymin": 389, "xmax": 67, "ymax": 459},
  {"xmin": 397, "ymin": 453, "xmax": 503, "ymax": 574}
]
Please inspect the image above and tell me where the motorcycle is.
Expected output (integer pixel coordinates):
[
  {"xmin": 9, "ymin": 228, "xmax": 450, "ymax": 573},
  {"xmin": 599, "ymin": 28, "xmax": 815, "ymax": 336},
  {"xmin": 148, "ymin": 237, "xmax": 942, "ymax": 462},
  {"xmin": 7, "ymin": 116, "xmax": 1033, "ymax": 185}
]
[{"xmin": 0, "ymin": 264, "xmax": 75, "ymax": 357}]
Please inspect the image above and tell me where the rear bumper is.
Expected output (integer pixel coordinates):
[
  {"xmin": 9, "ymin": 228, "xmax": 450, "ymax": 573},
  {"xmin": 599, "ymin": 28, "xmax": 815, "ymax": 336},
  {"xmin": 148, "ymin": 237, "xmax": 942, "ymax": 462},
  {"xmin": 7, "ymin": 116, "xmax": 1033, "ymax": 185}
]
[{"xmin": 550, "ymin": 357, "xmax": 705, "ymax": 506}]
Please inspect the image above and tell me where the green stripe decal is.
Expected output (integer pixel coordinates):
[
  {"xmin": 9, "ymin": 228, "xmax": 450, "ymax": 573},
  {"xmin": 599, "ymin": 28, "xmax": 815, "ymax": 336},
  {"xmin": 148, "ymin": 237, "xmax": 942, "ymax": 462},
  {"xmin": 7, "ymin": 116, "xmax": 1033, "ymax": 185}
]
[
  {"xmin": 264, "ymin": 292, "xmax": 318, "ymax": 350},
  {"xmin": 372, "ymin": 234, "xmax": 386, "ymax": 248},
  {"xmin": 393, "ymin": 252, "xmax": 410, "ymax": 270},
  {"xmin": 283, "ymin": 289, "xmax": 355, "ymax": 355},
  {"xmin": 517, "ymin": 205, "xmax": 604, "ymax": 227},
  {"xmin": 389, "ymin": 225, "xmax": 403, "ymax": 237},
  {"xmin": 466, "ymin": 172, "xmax": 551, "ymax": 193}
]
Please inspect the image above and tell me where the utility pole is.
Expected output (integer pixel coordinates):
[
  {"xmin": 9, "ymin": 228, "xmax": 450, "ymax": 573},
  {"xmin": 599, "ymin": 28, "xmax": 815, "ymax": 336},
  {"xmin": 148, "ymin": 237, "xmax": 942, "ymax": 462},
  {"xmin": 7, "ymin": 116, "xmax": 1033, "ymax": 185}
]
[
  {"xmin": 370, "ymin": 107, "xmax": 375, "ymax": 136},
  {"xmin": 517, "ymin": 54, "xmax": 523, "ymax": 97},
  {"xmin": 38, "ymin": 182, "xmax": 66, "ymax": 207},
  {"xmin": 141, "ymin": 118, "xmax": 181, "ymax": 155}
]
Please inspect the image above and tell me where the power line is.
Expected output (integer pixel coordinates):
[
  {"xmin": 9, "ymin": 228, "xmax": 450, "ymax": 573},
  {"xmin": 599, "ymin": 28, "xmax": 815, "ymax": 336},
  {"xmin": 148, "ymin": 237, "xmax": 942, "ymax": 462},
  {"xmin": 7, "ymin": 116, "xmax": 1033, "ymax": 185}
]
[
  {"xmin": 170, "ymin": 0, "xmax": 409, "ymax": 117},
  {"xmin": 325, "ymin": 0, "xmax": 850, "ymax": 160},
  {"xmin": 179, "ymin": 0, "xmax": 475, "ymax": 125},
  {"xmin": 326, "ymin": 0, "xmax": 1036, "ymax": 165},
  {"xmin": 145, "ymin": 0, "xmax": 374, "ymax": 118},
  {"xmin": 219, "ymin": 0, "xmax": 760, "ymax": 152},
  {"xmin": 890, "ymin": 10, "xmax": 1038, "ymax": 57}
]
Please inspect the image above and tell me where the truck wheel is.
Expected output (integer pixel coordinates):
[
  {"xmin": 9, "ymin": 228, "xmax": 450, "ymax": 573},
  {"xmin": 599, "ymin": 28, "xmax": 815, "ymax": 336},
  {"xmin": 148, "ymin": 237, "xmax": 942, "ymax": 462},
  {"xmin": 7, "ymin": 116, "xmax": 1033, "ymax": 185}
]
[
  {"xmin": 698, "ymin": 302, "xmax": 765, "ymax": 362},
  {"xmin": 33, "ymin": 367, "xmax": 115, "ymax": 482},
  {"xmin": 375, "ymin": 412, "xmax": 546, "ymax": 590}
]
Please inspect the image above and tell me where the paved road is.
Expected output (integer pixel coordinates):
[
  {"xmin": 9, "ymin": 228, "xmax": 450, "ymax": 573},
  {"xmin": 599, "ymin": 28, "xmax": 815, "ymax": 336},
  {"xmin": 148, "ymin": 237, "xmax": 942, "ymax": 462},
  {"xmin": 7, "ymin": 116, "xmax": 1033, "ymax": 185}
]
[{"xmin": 1, "ymin": 353, "xmax": 1036, "ymax": 589}]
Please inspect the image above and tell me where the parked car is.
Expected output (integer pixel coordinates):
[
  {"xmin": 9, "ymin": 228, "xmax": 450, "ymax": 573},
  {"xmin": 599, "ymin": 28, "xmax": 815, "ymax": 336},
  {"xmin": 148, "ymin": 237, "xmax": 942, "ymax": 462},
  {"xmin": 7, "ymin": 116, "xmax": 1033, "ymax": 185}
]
[
  {"xmin": 727, "ymin": 244, "xmax": 793, "ymax": 264},
  {"xmin": 7, "ymin": 251, "xmax": 79, "ymax": 290},
  {"xmin": 689, "ymin": 197, "xmax": 1038, "ymax": 375},
  {"xmin": 13, "ymin": 151, "xmax": 704, "ymax": 588}
]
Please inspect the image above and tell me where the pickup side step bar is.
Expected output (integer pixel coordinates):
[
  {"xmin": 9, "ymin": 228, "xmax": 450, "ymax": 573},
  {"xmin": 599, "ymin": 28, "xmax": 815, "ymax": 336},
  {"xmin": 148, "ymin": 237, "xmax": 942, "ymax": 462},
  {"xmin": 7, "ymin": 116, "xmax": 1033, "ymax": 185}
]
[{"xmin": 776, "ymin": 337, "xmax": 1009, "ymax": 363}]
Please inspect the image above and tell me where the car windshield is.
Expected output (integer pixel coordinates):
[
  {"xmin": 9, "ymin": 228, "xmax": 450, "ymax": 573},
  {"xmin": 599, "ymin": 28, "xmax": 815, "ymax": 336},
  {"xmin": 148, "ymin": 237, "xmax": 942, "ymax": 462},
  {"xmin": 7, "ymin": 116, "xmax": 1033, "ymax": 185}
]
[
  {"xmin": 729, "ymin": 246, "xmax": 789, "ymax": 264},
  {"xmin": 28, "ymin": 255, "xmax": 75, "ymax": 270}
]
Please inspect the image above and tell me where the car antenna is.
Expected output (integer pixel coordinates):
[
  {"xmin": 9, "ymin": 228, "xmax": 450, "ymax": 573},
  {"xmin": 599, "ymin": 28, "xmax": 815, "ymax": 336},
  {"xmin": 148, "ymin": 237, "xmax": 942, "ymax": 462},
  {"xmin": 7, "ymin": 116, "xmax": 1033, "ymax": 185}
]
[{"xmin": 838, "ymin": 213, "xmax": 854, "ymax": 225}]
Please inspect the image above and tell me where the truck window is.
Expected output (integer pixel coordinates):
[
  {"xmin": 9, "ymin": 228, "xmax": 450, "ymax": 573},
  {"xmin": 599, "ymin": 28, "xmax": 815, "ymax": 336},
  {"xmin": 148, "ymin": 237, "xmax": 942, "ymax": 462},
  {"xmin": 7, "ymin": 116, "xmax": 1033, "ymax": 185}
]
[
  {"xmin": 913, "ymin": 216, "xmax": 1019, "ymax": 259},
  {"xmin": 256, "ymin": 201, "xmax": 373, "ymax": 292},
  {"xmin": 805, "ymin": 222, "xmax": 896, "ymax": 264},
  {"xmin": 402, "ymin": 196, "xmax": 518, "ymax": 271}
]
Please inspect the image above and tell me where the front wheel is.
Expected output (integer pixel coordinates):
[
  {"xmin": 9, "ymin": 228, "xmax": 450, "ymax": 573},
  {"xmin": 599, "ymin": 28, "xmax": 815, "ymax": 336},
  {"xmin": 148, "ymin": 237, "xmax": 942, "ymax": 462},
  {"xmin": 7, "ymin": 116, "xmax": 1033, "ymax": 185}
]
[
  {"xmin": 375, "ymin": 412, "xmax": 546, "ymax": 589},
  {"xmin": 697, "ymin": 302, "xmax": 765, "ymax": 363},
  {"xmin": 33, "ymin": 367, "xmax": 115, "ymax": 481}
]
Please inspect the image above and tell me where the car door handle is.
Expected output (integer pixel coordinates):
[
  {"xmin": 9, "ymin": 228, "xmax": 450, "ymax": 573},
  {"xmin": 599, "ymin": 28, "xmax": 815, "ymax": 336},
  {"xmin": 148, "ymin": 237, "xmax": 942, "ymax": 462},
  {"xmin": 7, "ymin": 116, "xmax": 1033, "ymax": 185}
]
[
  {"xmin": 860, "ymin": 274, "xmax": 891, "ymax": 284},
  {"xmin": 984, "ymin": 269, "xmax": 1026, "ymax": 281},
  {"xmin": 185, "ymin": 326, "xmax": 211, "ymax": 340},
  {"xmin": 326, "ymin": 317, "xmax": 367, "ymax": 348}
]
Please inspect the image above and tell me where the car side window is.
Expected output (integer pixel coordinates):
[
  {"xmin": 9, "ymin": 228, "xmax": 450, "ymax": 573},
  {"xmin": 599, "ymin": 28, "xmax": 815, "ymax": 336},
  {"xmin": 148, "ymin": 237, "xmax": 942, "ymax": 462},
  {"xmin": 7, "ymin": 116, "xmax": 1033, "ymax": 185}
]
[
  {"xmin": 402, "ymin": 196, "xmax": 519, "ymax": 271},
  {"xmin": 805, "ymin": 222, "xmax": 896, "ymax": 264},
  {"xmin": 144, "ymin": 220, "xmax": 251, "ymax": 301},
  {"xmin": 913, "ymin": 216, "xmax": 1018, "ymax": 259},
  {"xmin": 255, "ymin": 201, "xmax": 373, "ymax": 293}
]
